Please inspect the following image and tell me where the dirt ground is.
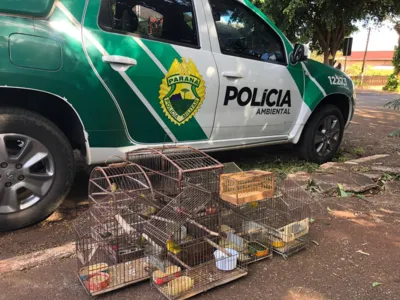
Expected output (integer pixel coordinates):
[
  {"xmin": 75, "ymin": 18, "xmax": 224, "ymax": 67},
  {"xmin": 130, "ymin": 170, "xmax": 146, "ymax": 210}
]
[{"xmin": 1, "ymin": 92, "xmax": 400, "ymax": 300}]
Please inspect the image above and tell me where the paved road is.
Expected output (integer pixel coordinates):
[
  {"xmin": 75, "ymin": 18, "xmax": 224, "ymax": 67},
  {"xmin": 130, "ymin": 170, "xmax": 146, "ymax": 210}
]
[{"xmin": 356, "ymin": 90, "xmax": 399, "ymax": 108}]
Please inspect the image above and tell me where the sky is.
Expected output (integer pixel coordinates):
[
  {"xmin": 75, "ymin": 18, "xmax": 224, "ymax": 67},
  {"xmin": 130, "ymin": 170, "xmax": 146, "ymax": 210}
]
[{"xmin": 351, "ymin": 21, "xmax": 398, "ymax": 51}]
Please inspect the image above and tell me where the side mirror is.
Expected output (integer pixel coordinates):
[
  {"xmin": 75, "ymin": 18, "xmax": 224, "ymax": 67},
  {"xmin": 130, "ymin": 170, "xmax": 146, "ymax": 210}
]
[
  {"xmin": 213, "ymin": 11, "xmax": 221, "ymax": 22},
  {"xmin": 290, "ymin": 44, "xmax": 309, "ymax": 64}
]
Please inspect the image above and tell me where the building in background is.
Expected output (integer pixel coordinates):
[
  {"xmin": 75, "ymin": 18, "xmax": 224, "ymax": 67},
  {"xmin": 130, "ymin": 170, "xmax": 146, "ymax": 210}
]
[{"xmin": 338, "ymin": 50, "xmax": 394, "ymax": 70}]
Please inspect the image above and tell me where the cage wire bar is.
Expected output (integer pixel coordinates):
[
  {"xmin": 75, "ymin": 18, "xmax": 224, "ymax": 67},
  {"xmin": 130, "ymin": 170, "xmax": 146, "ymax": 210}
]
[
  {"xmin": 74, "ymin": 162, "xmax": 160, "ymax": 295},
  {"xmin": 143, "ymin": 184, "xmax": 248, "ymax": 300},
  {"xmin": 126, "ymin": 147, "xmax": 224, "ymax": 203}
]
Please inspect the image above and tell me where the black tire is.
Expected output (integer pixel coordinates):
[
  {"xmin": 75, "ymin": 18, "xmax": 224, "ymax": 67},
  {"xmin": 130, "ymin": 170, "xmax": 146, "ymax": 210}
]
[
  {"xmin": 297, "ymin": 104, "xmax": 344, "ymax": 164},
  {"xmin": 0, "ymin": 107, "xmax": 75, "ymax": 231}
]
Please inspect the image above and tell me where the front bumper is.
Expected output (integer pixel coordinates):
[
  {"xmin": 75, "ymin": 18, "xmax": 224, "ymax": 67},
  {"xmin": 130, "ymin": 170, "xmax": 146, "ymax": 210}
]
[{"xmin": 346, "ymin": 93, "xmax": 356, "ymax": 128}]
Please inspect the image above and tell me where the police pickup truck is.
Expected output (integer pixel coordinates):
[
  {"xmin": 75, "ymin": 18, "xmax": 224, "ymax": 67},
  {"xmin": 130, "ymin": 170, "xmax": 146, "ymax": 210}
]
[{"xmin": 0, "ymin": 0, "xmax": 355, "ymax": 230}]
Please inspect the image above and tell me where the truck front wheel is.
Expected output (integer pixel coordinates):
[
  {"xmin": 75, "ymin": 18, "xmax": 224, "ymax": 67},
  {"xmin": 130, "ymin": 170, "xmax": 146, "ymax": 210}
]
[
  {"xmin": 297, "ymin": 104, "xmax": 345, "ymax": 164},
  {"xmin": 0, "ymin": 107, "xmax": 75, "ymax": 231}
]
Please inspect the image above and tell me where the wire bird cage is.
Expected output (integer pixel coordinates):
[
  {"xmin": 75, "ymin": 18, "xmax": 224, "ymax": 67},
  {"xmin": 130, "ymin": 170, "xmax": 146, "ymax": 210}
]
[
  {"xmin": 222, "ymin": 162, "xmax": 243, "ymax": 174},
  {"xmin": 239, "ymin": 176, "xmax": 315, "ymax": 258},
  {"xmin": 126, "ymin": 147, "xmax": 224, "ymax": 203},
  {"xmin": 218, "ymin": 201, "xmax": 273, "ymax": 264},
  {"xmin": 143, "ymin": 185, "xmax": 248, "ymax": 300},
  {"xmin": 88, "ymin": 162, "xmax": 158, "ymax": 211},
  {"xmin": 74, "ymin": 163, "xmax": 160, "ymax": 295}
]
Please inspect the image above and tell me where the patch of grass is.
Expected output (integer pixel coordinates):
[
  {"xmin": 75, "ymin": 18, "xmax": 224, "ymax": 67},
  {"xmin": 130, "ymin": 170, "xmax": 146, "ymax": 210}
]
[
  {"xmin": 333, "ymin": 148, "xmax": 349, "ymax": 162},
  {"xmin": 351, "ymin": 146, "xmax": 366, "ymax": 156},
  {"xmin": 357, "ymin": 166, "xmax": 371, "ymax": 173}
]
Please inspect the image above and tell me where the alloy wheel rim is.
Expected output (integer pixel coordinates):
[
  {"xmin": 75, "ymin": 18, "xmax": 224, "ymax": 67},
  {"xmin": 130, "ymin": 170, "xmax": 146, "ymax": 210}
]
[
  {"xmin": 0, "ymin": 134, "xmax": 55, "ymax": 214},
  {"xmin": 314, "ymin": 115, "xmax": 341, "ymax": 157}
]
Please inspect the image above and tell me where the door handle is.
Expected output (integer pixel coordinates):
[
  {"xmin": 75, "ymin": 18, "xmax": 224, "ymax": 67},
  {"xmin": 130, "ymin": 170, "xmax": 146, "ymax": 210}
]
[
  {"xmin": 102, "ymin": 55, "xmax": 137, "ymax": 72},
  {"xmin": 222, "ymin": 71, "xmax": 243, "ymax": 79}
]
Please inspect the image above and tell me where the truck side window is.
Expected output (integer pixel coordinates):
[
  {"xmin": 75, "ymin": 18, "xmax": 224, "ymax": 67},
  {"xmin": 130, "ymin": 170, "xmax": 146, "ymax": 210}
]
[
  {"xmin": 208, "ymin": 0, "xmax": 286, "ymax": 64},
  {"xmin": 98, "ymin": 0, "xmax": 199, "ymax": 47}
]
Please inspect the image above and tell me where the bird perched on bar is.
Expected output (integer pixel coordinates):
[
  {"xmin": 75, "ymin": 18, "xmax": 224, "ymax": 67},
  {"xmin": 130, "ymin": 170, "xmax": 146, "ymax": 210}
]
[
  {"xmin": 166, "ymin": 239, "xmax": 182, "ymax": 255},
  {"xmin": 111, "ymin": 183, "xmax": 118, "ymax": 193}
]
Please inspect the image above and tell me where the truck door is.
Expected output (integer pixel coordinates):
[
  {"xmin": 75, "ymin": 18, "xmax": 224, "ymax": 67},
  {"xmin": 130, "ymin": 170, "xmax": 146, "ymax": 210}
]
[
  {"xmin": 83, "ymin": 0, "xmax": 219, "ymax": 144},
  {"xmin": 203, "ymin": 0, "xmax": 304, "ymax": 141}
]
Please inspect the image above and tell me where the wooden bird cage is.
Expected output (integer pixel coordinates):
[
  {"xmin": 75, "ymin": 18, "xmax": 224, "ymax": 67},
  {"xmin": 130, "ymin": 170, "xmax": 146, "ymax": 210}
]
[{"xmin": 220, "ymin": 170, "xmax": 275, "ymax": 205}]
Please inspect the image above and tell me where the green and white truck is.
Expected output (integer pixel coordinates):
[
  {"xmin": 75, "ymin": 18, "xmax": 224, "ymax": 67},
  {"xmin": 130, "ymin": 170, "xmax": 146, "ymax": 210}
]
[{"xmin": 0, "ymin": 0, "xmax": 355, "ymax": 230}]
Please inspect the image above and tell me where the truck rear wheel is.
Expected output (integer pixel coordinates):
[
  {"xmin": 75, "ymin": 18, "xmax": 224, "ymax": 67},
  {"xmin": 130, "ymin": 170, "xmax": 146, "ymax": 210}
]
[
  {"xmin": 297, "ymin": 104, "xmax": 344, "ymax": 164},
  {"xmin": 0, "ymin": 107, "xmax": 75, "ymax": 231}
]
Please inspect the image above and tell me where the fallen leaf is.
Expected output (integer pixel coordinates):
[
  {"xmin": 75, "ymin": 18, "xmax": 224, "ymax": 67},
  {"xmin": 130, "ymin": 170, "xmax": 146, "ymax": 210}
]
[
  {"xmin": 309, "ymin": 218, "xmax": 315, "ymax": 223},
  {"xmin": 372, "ymin": 282, "xmax": 382, "ymax": 287},
  {"xmin": 338, "ymin": 184, "xmax": 349, "ymax": 197},
  {"xmin": 356, "ymin": 250, "xmax": 370, "ymax": 256},
  {"xmin": 327, "ymin": 207, "xmax": 332, "ymax": 212}
]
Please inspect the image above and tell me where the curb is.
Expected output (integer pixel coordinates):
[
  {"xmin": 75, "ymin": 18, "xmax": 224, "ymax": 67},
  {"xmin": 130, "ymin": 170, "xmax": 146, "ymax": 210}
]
[{"xmin": 0, "ymin": 242, "xmax": 75, "ymax": 274}]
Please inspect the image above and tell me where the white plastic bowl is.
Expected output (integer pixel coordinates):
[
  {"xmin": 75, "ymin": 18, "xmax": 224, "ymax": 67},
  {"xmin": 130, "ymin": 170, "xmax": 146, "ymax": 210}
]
[{"xmin": 213, "ymin": 248, "xmax": 238, "ymax": 271}]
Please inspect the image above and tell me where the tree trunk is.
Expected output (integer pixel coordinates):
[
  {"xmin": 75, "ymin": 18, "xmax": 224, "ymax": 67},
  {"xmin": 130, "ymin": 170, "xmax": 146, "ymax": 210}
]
[{"xmin": 323, "ymin": 49, "xmax": 330, "ymax": 65}]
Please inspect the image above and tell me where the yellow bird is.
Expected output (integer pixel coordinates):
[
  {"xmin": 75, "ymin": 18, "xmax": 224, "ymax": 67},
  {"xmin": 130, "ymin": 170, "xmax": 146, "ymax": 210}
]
[
  {"xmin": 166, "ymin": 239, "xmax": 182, "ymax": 255},
  {"xmin": 250, "ymin": 201, "xmax": 259, "ymax": 208},
  {"xmin": 110, "ymin": 183, "xmax": 118, "ymax": 193}
]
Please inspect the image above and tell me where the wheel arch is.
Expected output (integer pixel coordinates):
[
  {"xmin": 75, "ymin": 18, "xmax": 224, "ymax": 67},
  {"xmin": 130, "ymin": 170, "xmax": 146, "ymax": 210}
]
[
  {"xmin": 0, "ymin": 87, "xmax": 90, "ymax": 164},
  {"xmin": 291, "ymin": 92, "xmax": 353, "ymax": 144}
]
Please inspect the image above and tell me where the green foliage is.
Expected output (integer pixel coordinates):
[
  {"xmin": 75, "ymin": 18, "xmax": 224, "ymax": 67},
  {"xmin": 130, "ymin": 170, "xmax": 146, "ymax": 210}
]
[
  {"xmin": 252, "ymin": 0, "xmax": 400, "ymax": 65},
  {"xmin": 346, "ymin": 63, "xmax": 393, "ymax": 76},
  {"xmin": 383, "ymin": 73, "xmax": 400, "ymax": 91},
  {"xmin": 383, "ymin": 46, "xmax": 400, "ymax": 91},
  {"xmin": 393, "ymin": 45, "xmax": 400, "ymax": 74}
]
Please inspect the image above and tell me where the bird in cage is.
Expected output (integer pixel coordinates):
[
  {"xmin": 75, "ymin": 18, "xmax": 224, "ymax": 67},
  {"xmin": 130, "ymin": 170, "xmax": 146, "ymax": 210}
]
[
  {"xmin": 166, "ymin": 239, "xmax": 182, "ymax": 255},
  {"xmin": 111, "ymin": 183, "xmax": 118, "ymax": 193},
  {"xmin": 250, "ymin": 201, "xmax": 259, "ymax": 208}
]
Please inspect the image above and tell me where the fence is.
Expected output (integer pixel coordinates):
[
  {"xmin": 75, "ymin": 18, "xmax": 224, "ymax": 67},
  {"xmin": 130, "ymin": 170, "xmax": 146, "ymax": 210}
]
[{"xmin": 350, "ymin": 76, "xmax": 389, "ymax": 87}]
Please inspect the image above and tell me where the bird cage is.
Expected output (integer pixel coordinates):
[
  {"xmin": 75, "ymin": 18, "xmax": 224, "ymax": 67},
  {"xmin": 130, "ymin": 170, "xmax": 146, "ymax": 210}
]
[
  {"xmin": 126, "ymin": 147, "xmax": 224, "ymax": 203},
  {"xmin": 88, "ymin": 162, "xmax": 157, "ymax": 211},
  {"xmin": 143, "ymin": 185, "xmax": 248, "ymax": 300},
  {"xmin": 222, "ymin": 162, "xmax": 243, "ymax": 174},
  {"xmin": 74, "ymin": 207, "xmax": 150, "ymax": 295},
  {"xmin": 241, "ymin": 176, "xmax": 315, "ymax": 259},
  {"xmin": 74, "ymin": 162, "xmax": 161, "ymax": 295},
  {"xmin": 220, "ymin": 170, "xmax": 275, "ymax": 205},
  {"xmin": 219, "ymin": 201, "xmax": 273, "ymax": 263}
]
